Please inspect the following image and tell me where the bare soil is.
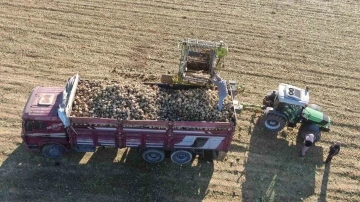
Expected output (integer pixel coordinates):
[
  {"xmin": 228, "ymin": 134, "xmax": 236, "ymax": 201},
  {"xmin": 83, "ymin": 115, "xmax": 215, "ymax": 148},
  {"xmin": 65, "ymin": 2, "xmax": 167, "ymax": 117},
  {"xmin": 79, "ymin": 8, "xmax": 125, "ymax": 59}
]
[{"xmin": 0, "ymin": 0, "xmax": 359, "ymax": 202}]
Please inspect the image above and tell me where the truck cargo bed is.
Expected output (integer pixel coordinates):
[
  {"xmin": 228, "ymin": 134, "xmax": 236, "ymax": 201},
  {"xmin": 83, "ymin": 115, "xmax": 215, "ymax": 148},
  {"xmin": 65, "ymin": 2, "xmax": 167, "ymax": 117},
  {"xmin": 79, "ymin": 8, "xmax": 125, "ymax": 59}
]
[{"xmin": 69, "ymin": 76, "xmax": 237, "ymax": 124}]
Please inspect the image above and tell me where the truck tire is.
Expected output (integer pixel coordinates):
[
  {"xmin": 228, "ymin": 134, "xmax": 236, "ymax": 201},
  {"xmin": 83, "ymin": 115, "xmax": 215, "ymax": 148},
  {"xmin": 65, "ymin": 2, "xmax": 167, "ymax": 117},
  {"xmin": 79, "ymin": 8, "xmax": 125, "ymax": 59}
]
[
  {"xmin": 142, "ymin": 149, "xmax": 165, "ymax": 163},
  {"xmin": 263, "ymin": 113, "xmax": 286, "ymax": 133},
  {"xmin": 171, "ymin": 150, "xmax": 193, "ymax": 165},
  {"xmin": 42, "ymin": 144, "xmax": 66, "ymax": 159}
]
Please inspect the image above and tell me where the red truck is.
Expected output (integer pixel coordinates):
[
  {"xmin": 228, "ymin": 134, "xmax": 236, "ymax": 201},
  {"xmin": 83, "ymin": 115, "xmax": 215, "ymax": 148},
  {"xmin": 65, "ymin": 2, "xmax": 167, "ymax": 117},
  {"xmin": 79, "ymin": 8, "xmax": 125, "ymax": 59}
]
[{"xmin": 21, "ymin": 74, "xmax": 239, "ymax": 164}]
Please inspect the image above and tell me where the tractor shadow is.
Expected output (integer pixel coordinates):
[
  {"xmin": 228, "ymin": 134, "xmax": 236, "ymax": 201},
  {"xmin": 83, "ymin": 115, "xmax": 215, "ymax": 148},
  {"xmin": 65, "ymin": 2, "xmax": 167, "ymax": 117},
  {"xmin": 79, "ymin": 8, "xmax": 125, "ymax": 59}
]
[
  {"xmin": 241, "ymin": 115, "xmax": 323, "ymax": 202},
  {"xmin": 0, "ymin": 144, "xmax": 213, "ymax": 202}
]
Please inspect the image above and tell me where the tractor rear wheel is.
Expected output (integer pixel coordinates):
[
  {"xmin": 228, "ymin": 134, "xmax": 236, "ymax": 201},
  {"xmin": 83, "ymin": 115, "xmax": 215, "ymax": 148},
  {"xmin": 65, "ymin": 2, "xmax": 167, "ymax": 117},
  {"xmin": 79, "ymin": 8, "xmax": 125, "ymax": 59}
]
[{"xmin": 263, "ymin": 113, "xmax": 286, "ymax": 133}]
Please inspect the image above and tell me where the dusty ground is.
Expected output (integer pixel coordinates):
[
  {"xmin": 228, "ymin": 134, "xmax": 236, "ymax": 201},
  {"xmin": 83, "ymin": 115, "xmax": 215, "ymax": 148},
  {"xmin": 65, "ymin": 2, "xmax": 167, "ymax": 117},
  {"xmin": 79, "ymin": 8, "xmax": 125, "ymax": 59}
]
[{"xmin": 0, "ymin": 0, "xmax": 359, "ymax": 201}]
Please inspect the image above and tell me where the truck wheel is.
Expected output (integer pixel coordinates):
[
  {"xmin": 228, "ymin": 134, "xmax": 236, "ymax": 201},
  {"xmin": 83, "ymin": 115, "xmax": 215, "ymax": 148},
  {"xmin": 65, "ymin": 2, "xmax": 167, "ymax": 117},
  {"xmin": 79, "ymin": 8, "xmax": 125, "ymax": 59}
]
[
  {"xmin": 42, "ymin": 144, "xmax": 66, "ymax": 159},
  {"xmin": 263, "ymin": 113, "xmax": 286, "ymax": 133},
  {"xmin": 142, "ymin": 149, "xmax": 165, "ymax": 163},
  {"xmin": 171, "ymin": 150, "xmax": 193, "ymax": 165}
]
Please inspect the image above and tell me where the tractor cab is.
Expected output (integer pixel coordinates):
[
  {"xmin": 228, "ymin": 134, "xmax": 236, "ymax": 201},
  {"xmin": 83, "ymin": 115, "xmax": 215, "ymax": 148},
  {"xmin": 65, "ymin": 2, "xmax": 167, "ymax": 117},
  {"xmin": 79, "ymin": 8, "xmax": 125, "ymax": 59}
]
[
  {"xmin": 273, "ymin": 83, "xmax": 310, "ymax": 124},
  {"xmin": 277, "ymin": 83, "xmax": 309, "ymax": 107}
]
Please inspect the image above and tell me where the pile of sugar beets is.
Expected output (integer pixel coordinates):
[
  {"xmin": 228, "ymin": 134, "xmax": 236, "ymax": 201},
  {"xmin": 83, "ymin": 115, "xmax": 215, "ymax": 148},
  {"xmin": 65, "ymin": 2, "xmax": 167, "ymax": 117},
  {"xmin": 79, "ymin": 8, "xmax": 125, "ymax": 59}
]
[{"xmin": 71, "ymin": 79, "xmax": 235, "ymax": 122}]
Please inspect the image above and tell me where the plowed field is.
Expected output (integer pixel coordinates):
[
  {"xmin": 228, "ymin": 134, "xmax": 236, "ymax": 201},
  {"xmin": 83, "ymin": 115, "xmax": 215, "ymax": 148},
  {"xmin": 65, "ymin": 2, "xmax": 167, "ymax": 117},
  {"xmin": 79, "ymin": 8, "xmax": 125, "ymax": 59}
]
[{"xmin": 0, "ymin": 0, "xmax": 359, "ymax": 201}]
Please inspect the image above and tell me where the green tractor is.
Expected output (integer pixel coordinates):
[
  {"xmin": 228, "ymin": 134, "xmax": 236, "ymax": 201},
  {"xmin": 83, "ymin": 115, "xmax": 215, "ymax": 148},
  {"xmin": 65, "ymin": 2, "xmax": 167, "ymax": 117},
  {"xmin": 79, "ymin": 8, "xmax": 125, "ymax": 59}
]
[{"xmin": 262, "ymin": 83, "xmax": 331, "ymax": 136}]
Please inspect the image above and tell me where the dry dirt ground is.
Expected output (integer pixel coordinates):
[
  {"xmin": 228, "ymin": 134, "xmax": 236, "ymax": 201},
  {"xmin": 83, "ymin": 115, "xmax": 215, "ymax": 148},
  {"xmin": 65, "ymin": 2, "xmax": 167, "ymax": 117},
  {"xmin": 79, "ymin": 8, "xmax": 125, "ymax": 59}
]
[{"xmin": 0, "ymin": 0, "xmax": 359, "ymax": 201}]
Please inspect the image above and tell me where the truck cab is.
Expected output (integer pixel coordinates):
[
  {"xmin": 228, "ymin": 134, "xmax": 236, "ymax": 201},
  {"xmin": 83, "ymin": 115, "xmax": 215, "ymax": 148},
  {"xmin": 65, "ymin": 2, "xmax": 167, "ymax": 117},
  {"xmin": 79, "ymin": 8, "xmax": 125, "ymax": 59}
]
[{"xmin": 21, "ymin": 86, "xmax": 67, "ymax": 152}]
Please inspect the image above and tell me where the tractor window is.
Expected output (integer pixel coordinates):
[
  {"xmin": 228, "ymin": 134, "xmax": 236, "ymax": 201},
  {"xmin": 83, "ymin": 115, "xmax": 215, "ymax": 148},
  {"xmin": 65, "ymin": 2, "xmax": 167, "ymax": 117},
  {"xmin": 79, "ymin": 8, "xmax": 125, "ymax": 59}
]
[
  {"xmin": 282, "ymin": 104, "xmax": 303, "ymax": 123},
  {"xmin": 25, "ymin": 121, "xmax": 47, "ymax": 132},
  {"xmin": 276, "ymin": 102, "xmax": 288, "ymax": 112},
  {"xmin": 273, "ymin": 96, "xmax": 303, "ymax": 123}
]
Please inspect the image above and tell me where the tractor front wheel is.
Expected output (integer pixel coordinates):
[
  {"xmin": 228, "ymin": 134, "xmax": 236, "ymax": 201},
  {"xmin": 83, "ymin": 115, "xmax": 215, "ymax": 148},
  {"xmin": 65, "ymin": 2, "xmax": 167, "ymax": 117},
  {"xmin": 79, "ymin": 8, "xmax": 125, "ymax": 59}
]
[{"xmin": 263, "ymin": 113, "xmax": 286, "ymax": 133}]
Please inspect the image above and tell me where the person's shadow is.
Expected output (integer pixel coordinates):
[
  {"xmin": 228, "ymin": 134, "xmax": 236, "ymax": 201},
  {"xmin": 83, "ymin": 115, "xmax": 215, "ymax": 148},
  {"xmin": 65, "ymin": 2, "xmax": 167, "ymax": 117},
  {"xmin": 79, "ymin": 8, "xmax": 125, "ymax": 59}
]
[
  {"xmin": 0, "ymin": 144, "xmax": 214, "ymax": 202},
  {"xmin": 241, "ymin": 114, "xmax": 323, "ymax": 202},
  {"xmin": 318, "ymin": 163, "xmax": 331, "ymax": 202}
]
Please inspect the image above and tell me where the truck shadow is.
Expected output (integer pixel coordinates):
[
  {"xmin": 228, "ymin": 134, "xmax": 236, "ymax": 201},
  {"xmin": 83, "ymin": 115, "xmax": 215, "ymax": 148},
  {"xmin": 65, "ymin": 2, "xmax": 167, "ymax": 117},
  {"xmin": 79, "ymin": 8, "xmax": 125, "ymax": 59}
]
[
  {"xmin": 0, "ymin": 144, "xmax": 213, "ymax": 202},
  {"xmin": 241, "ymin": 115, "xmax": 323, "ymax": 202}
]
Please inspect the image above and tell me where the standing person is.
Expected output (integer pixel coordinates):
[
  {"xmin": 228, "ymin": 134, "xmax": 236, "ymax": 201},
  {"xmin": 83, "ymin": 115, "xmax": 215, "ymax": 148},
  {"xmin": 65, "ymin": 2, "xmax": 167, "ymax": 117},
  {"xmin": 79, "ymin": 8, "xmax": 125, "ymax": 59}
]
[
  {"xmin": 324, "ymin": 141, "xmax": 341, "ymax": 163},
  {"xmin": 209, "ymin": 73, "xmax": 228, "ymax": 111},
  {"xmin": 300, "ymin": 133, "xmax": 315, "ymax": 157},
  {"xmin": 298, "ymin": 123, "xmax": 321, "ymax": 157}
]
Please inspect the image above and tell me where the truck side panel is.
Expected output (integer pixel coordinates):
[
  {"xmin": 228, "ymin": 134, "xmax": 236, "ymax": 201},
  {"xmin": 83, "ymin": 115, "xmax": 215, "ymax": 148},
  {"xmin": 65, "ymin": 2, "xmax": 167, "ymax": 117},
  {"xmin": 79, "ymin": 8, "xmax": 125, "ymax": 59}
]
[
  {"xmin": 72, "ymin": 127, "xmax": 168, "ymax": 148},
  {"xmin": 70, "ymin": 125, "xmax": 232, "ymax": 152},
  {"xmin": 172, "ymin": 131, "xmax": 231, "ymax": 151}
]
